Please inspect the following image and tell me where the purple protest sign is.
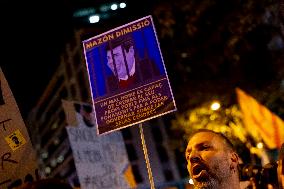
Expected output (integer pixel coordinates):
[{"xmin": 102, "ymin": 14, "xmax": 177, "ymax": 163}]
[{"xmin": 83, "ymin": 15, "xmax": 177, "ymax": 135}]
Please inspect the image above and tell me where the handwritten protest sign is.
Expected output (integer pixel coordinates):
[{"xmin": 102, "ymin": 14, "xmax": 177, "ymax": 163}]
[
  {"xmin": 0, "ymin": 68, "xmax": 38, "ymax": 188},
  {"xmin": 83, "ymin": 15, "xmax": 177, "ymax": 134},
  {"xmin": 62, "ymin": 100, "xmax": 135, "ymax": 189}
]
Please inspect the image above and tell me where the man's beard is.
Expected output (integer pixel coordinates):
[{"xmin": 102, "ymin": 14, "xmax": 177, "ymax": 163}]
[
  {"xmin": 193, "ymin": 170, "xmax": 219, "ymax": 189},
  {"xmin": 193, "ymin": 163, "xmax": 231, "ymax": 189},
  {"xmin": 194, "ymin": 180, "xmax": 218, "ymax": 189}
]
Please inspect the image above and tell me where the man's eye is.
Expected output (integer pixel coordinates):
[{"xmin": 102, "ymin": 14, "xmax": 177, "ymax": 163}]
[
  {"xmin": 185, "ymin": 149, "xmax": 191, "ymax": 160},
  {"xmin": 201, "ymin": 145, "xmax": 210, "ymax": 150},
  {"xmin": 185, "ymin": 153, "xmax": 190, "ymax": 161}
]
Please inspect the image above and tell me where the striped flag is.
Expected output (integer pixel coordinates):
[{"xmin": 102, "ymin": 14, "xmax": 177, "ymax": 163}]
[{"xmin": 236, "ymin": 88, "xmax": 284, "ymax": 149}]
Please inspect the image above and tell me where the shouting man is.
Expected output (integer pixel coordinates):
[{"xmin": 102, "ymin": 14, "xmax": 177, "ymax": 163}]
[{"xmin": 185, "ymin": 129, "xmax": 240, "ymax": 189}]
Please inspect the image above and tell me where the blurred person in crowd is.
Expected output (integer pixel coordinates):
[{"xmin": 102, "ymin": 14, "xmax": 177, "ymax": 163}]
[
  {"xmin": 185, "ymin": 129, "xmax": 240, "ymax": 189},
  {"xmin": 105, "ymin": 34, "xmax": 160, "ymax": 91}
]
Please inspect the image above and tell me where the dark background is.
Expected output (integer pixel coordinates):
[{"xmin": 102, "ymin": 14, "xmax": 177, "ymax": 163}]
[
  {"xmin": 1, "ymin": 0, "xmax": 151, "ymax": 118},
  {"xmin": 1, "ymin": 0, "xmax": 284, "ymax": 120},
  {"xmin": 2, "ymin": 0, "xmax": 77, "ymax": 117}
]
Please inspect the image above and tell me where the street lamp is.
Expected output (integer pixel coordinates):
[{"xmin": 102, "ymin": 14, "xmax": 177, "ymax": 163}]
[{"xmin": 211, "ymin": 101, "xmax": 221, "ymax": 111}]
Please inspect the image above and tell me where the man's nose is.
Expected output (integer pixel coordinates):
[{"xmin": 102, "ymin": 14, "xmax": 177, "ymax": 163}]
[{"xmin": 190, "ymin": 151, "xmax": 201, "ymax": 163}]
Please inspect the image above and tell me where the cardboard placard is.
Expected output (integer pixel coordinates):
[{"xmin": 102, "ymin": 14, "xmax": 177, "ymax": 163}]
[{"xmin": 0, "ymin": 68, "xmax": 38, "ymax": 188}]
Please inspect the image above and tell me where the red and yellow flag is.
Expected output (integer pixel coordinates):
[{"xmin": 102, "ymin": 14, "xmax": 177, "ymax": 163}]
[{"xmin": 236, "ymin": 88, "xmax": 284, "ymax": 149}]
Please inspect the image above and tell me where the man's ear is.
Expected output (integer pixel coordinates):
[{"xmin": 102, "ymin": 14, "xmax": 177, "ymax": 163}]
[
  {"xmin": 230, "ymin": 152, "xmax": 239, "ymax": 164},
  {"xmin": 231, "ymin": 152, "xmax": 238, "ymax": 162},
  {"xmin": 229, "ymin": 152, "xmax": 239, "ymax": 171}
]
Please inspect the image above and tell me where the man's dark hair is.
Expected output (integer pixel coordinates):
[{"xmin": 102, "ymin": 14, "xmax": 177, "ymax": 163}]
[
  {"xmin": 189, "ymin": 129, "xmax": 235, "ymax": 151},
  {"xmin": 105, "ymin": 34, "xmax": 134, "ymax": 52}
]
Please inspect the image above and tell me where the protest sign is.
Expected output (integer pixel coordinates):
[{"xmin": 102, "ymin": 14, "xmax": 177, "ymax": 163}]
[
  {"xmin": 83, "ymin": 15, "xmax": 177, "ymax": 135},
  {"xmin": 62, "ymin": 100, "xmax": 136, "ymax": 189},
  {"xmin": 0, "ymin": 68, "xmax": 38, "ymax": 188}
]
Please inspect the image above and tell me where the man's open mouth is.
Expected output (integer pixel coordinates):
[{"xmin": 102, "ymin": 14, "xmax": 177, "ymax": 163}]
[{"xmin": 192, "ymin": 164, "xmax": 208, "ymax": 180}]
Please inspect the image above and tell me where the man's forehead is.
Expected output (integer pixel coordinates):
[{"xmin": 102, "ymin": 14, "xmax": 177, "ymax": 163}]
[{"xmin": 187, "ymin": 132, "xmax": 224, "ymax": 148}]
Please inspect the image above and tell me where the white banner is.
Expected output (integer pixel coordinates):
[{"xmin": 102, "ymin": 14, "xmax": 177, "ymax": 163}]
[{"xmin": 63, "ymin": 100, "xmax": 133, "ymax": 189}]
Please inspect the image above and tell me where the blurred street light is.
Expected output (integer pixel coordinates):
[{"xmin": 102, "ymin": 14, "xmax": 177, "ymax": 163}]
[
  {"xmin": 45, "ymin": 167, "xmax": 51, "ymax": 174},
  {"xmin": 257, "ymin": 142, "xmax": 264, "ymax": 149},
  {"xmin": 211, "ymin": 101, "xmax": 221, "ymax": 111},
  {"xmin": 119, "ymin": 2, "xmax": 126, "ymax": 8},
  {"xmin": 110, "ymin": 4, "xmax": 118, "ymax": 10},
  {"xmin": 89, "ymin": 15, "xmax": 100, "ymax": 23}
]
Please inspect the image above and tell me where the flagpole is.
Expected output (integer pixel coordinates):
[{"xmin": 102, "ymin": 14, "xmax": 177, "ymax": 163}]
[{"xmin": 139, "ymin": 123, "xmax": 155, "ymax": 189}]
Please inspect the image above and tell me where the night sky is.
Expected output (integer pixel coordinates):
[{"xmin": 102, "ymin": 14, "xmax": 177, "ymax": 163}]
[
  {"xmin": 1, "ymin": 0, "xmax": 150, "ymax": 118},
  {"xmin": 1, "ymin": 0, "xmax": 74, "ymax": 118}
]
